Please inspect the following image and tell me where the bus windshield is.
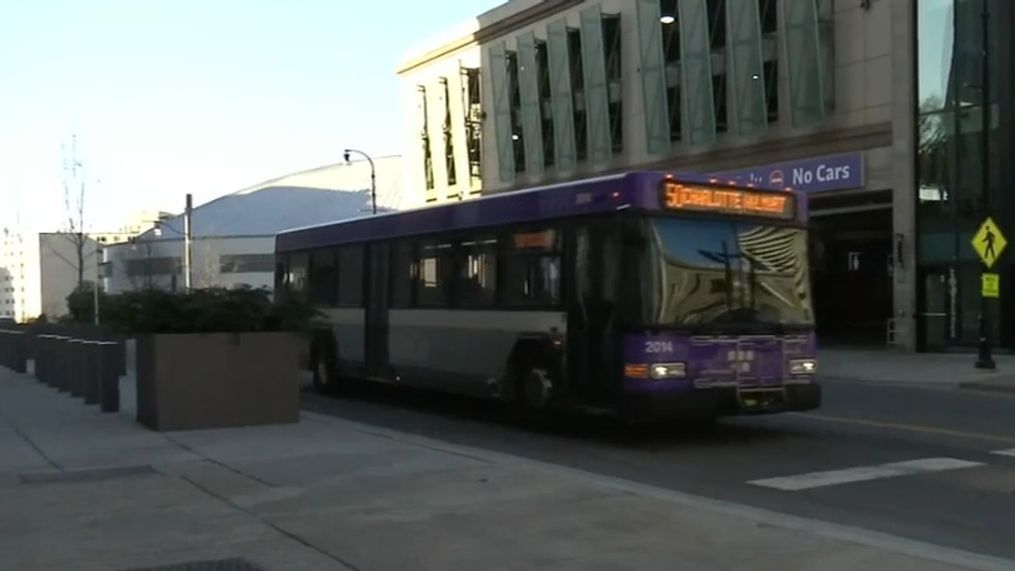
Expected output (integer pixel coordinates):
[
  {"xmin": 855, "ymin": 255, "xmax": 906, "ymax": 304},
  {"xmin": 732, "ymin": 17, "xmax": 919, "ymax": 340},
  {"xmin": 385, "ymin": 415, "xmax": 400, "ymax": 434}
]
[{"xmin": 647, "ymin": 218, "xmax": 814, "ymax": 330}]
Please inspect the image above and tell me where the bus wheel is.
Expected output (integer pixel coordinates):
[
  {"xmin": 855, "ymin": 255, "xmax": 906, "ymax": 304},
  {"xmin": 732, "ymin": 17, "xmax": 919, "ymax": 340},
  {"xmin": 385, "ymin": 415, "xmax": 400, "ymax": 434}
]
[
  {"xmin": 511, "ymin": 367, "xmax": 557, "ymax": 424},
  {"xmin": 312, "ymin": 344, "xmax": 340, "ymax": 394}
]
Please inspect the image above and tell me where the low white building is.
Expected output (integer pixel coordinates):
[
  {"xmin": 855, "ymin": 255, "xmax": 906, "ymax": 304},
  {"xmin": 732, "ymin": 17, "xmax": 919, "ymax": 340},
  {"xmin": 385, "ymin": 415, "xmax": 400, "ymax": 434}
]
[
  {"xmin": 102, "ymin": 157, "xmax": 404, "ymax": 295},
  {"xmin": 0, "ymin": 230, "xmax": 40, "ymax": 322}
]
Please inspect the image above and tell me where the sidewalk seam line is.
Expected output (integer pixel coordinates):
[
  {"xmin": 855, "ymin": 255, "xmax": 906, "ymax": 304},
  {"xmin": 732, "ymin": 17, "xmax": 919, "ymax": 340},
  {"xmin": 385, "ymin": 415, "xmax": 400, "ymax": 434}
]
[
  {"xmin": 0, "ymin": 409, "xmax": 62, "ymax": 472},
  {"xmin": 161, "ymin": 433, "xmax": 276, "ymax": 488},
  {"xmin": 177, "ymin": 473, "xmax": 362, "ymax": 571}
]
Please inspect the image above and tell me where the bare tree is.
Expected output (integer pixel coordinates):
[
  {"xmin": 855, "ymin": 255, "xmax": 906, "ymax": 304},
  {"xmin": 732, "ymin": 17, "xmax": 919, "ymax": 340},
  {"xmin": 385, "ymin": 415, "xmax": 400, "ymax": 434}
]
[{"xmin": 55, "ymin": 134, "xmax": 96, "ymax": 288}]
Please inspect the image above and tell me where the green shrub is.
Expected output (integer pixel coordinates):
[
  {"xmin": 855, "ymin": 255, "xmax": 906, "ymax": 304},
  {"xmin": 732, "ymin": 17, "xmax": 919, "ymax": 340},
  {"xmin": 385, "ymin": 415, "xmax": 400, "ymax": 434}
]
[{"xmin": 65, "ymin": 285, "xmax": 322, "ymax": 335}]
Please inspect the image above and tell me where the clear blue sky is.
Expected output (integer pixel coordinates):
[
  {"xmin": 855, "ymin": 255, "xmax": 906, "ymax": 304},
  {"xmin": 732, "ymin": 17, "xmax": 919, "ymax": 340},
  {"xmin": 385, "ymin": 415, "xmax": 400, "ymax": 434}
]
[{"xmin": 0, "ymin": 0, "xmax": 499, "ymax": 233}]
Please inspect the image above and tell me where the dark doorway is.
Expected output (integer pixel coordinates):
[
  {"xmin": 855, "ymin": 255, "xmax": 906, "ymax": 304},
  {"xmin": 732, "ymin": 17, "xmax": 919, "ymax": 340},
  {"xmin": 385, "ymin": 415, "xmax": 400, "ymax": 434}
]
[
  {"xmin": 809, "ymin": 205, "xmax": 893, "ymax": 347},
  {"xmin": 918, "ymin": 266, "xmax": 953, "ymax": 351}
]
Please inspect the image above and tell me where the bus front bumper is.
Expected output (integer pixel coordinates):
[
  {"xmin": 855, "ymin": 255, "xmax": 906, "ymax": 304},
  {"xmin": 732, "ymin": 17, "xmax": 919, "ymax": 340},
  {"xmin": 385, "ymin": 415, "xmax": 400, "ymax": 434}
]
[{"xmin": 618, "ymin": 383, "xmax": 821, "ymax": 422}]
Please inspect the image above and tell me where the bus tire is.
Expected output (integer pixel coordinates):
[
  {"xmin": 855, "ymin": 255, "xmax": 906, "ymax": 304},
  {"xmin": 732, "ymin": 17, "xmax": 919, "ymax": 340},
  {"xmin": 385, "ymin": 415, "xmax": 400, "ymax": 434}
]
[
  {"xmin": 311, "ymin": 340, "xmax": 340, "ymax": 394},
  {"xmin": 510, "ymin": 366, "xmax": 558, "ymax": 425}
]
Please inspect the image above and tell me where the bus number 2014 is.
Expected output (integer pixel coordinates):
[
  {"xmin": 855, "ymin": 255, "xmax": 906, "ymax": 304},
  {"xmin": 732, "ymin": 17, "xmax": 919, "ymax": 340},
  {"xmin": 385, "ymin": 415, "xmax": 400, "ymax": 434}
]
[{"xmin": 644, "ymin": 341, "xmax": 674, "ymax": 354}]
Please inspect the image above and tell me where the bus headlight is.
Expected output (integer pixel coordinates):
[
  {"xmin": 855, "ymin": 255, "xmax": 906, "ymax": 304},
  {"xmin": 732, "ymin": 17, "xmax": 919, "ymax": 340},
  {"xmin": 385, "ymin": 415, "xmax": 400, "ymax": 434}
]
[
  {"xmin": 789, "ymin": 359, "xmax": 818, "ymax": 375},
  {"xmin": 650, "ymin": 362, "xmax": 686, "ymax": 380}
]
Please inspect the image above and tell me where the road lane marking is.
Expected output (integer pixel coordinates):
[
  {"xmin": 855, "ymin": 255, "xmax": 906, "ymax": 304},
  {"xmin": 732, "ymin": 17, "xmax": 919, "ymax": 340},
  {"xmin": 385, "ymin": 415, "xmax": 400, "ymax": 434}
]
[
  {"xmin": 791, "ymin": 412, "xmax": 1015, "ymax": 444},
  {"xmin": 748, "ymin": 457, "xmax": 985, "ymax": 491},
  {"xmin": 304, "ymin": 411, "xmax": 1015, "ymax": 571},
  {"xmin": 991, "ymin": 448, "xmax": 1015, "ymax": 458}
]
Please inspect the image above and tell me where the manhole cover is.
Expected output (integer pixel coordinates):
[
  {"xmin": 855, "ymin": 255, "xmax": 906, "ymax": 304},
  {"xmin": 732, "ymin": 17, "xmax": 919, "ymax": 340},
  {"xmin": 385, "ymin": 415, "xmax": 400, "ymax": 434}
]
[{"xmin": 119, "ymin": 557, "xmax": 268, "ymax": 571}]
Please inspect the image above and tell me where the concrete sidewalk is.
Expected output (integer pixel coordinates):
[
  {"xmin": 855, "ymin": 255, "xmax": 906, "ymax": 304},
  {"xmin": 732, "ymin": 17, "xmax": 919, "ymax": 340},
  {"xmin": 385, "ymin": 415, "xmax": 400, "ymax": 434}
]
[
  {"xmin": 820, "ymin": 348, "xmax": 1015, "ymax": 392},
  {"xmin": 1, "ymin": 367, "xmax": 1011, "ymax": 571}
]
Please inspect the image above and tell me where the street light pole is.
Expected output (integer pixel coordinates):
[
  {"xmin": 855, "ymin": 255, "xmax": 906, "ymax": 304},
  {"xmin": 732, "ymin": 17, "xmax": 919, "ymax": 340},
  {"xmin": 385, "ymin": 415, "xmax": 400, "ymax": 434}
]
[
  {"xmin": 344, "ymin": 148, "xmax": 377, "ymax": 215},
  {"xmin": 975, "ymin": 3, "xmax": 995, "ymax": 370},
  {"xmin": 93, "ymin": 246, "xmax": 101, "ymax": 326},
  {"xmin": 183, "ymin": 193, "xmax": 193, "ymax": 290}
]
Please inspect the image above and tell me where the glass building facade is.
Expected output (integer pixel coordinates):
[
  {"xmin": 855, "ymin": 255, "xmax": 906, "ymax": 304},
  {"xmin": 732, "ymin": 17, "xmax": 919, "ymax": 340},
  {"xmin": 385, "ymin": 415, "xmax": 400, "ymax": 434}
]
[{"xmin": 916, "ymin": 0, "xmax": 1012, "ymax": 350}]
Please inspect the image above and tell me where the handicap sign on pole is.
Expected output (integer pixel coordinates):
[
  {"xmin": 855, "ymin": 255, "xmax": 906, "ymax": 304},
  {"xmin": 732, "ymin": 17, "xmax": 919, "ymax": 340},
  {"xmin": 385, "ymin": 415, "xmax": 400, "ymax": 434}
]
[{"xmin": 972, "ymin": 217, "xmax": 1007, "ymax": 269}]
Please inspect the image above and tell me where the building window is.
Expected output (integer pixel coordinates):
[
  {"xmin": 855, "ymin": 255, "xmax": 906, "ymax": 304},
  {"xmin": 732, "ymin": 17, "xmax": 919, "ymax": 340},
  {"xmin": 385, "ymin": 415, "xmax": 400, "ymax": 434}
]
[
  {"xmin": 603, "ymin": 14, "xmax": 623, "ymax": 152},
  {"xmin": 708, "ymin": 0, "xmax": 728, "ymax": 133},
  {"xmin": 660, "ymin": 0, "xmax": 682, "ymax": 142},
  {"xmin": 817, "ymin": 0, "xmax": 835, "ymax": 112},
  {"xmin": 220, "ymin": 254, "xmax": 275, "ymax": 273},
  {"xmin": 915, "ymin": 0, "xmax": 1004, "ymax": 349},
  {"xmin": 439, "ymin": 77, "xmax": 458, "ymax": 189},
  {"xmin": 461, "ymin": 66, "xmax": 483, "ymax": 191},
  {"xmin": 535, "ymin": 40, "xmax": 555, "ymax": 168},
  {"xmin": 506, "ymin": 51, "xmax": 526, "ymax": 173},
  {"xmin": 126, "ymin": 257, "xmax": 180, "ymax": 277},
  {"xmin": 567, "ymin": 27, "xmax": 588, "ymax": 162},
  {"xmin": 760, "ymin": 0, "xmax": 779, "ymax": 123},
  {"xmin": 419, "ymin": 85, "xmax": 436, "ymax": 200}
]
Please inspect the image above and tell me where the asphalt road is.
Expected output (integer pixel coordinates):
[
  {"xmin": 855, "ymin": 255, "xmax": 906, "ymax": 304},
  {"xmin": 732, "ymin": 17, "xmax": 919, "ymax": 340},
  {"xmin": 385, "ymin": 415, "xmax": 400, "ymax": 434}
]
[{"xmin": 302, "ymin": 378, "xmax": 1015, "ymax": 561}]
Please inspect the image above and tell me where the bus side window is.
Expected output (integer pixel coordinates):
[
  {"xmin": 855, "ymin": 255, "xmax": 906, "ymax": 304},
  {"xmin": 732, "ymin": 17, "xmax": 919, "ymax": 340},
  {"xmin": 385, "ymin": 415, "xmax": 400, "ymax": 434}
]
[
  {"xmin": 458, "ymin": 237, "xmax": 498, "ymax": 307},
  {"xmin": 337, "ymin": 246, "xmax": 364, "ymax": 307},
  {"xmin": 308, "ymin": 249, "xmax": 338, "ymax": 306},
  {"xmin": 288, "ymin": 252, "xmax": 310, "ymax": 296},
  {"xmin": 417, "ymin": 240, "xmax": 454, "ymax": 307},
  {"xmin": 390, "ymin": 241, "xmax": 415, "ymax": 308},
  {"xmin": 274, "ymin": 255, "xmax": 288, "ymax": 300},
  {"xmin": 502, "ymin": 228, "xmax": 561, "ymax": 308}
]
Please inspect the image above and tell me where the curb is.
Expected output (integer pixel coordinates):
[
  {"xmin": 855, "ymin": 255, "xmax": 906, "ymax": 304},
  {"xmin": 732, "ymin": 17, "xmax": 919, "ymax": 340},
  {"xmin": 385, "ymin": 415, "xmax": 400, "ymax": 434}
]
[
  {"xmin": 959, "ymin": 381, "xmax": 1015, "ymax": 395},
  {"xmin": 818, "ymin": 376, "xmax": 958, "ymax": 390},
  {"xmin": 301, "ymin": 410, "xmax": 1015, "ymax": 571}
]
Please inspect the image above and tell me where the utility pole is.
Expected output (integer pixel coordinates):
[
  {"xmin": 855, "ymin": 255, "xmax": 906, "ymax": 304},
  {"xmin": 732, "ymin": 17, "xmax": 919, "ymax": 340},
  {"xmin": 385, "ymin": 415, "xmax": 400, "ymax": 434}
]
[
  {"xmin": 975, "ymin": 3, "xmax": 995, "ymax": 370},
  {"xmin": 93, "ymin": 245, "xmax": 101, "ymax": 325},
  {"xmin": 183, "ymin": 193, "xmax": 193, "ymax": 290}
]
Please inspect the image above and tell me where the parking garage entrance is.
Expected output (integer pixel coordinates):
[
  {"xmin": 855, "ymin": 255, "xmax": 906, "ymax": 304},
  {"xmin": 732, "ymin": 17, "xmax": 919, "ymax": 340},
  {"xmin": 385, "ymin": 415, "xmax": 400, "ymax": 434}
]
[{"xmin": 808, "ymin": 190, "xmax": 894, "ymax": 347}]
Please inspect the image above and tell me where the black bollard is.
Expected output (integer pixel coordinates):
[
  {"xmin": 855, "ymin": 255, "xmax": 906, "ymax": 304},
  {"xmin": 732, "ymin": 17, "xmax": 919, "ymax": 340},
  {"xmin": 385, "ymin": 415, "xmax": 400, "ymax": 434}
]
[
  {"xmin": 10, "ymin": 331, "xmax": 27, "ymax": 374},
  {"xmin": 98, "ymin": 341, "xmax": 120, "ymax": 413},
  {"xmin": 54, "ymin": 336, "xmax": 71, "ymax": 393},
  {"xmin": 35, "ymin": 335, "xmax": 48, "ymax": 385},
  {"xmin": 0, "ymin": 330, "xmax": 10, "ymax": 370},
  {"xmin": 117, "ymin": 339, "xmax": 127, "ymax": 376},
  {"xmin": 0, "ymin": 330, "xmax": 8, "ymax": 370},
  {"xmin": 41, "ymin": 335, "xmax": 55, "ymax": 387},
  {"xmin": 83, "ymin": 341, "xmax": 100, "ymax": 405},
  {"xmin": 69, "ymin": 339, "xmax": 86, "ymax": 399}
]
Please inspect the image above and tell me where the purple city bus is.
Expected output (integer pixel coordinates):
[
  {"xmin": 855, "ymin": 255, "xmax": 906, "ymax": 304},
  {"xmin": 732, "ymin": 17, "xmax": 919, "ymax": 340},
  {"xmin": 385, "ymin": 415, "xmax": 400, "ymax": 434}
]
[{"xmin": 275, "ymin": 171, "xmax": 820, "ymax": 422}]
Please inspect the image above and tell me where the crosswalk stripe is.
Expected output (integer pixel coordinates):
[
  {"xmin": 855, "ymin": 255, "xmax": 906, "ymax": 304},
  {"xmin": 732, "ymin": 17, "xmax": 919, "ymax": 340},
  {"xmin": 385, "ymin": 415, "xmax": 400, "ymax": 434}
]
[
  {"xmin": 747, "ymin": 458, "xmax": 984, "ymax": 491},
  {"xmin": 991, "ymin": 448, "xmax": 1015, "ymax": 458}
]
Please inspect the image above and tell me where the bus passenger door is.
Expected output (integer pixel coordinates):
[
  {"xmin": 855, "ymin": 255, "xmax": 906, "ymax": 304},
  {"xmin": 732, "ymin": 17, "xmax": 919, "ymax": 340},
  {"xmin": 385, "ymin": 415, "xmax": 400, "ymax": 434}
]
[
  {"xmin": 568, "ymin": 222, "xmax": 617, "ymax": 405},
  {"xmin": 364, "ymin": 242, "xmax": 390, "ymax": 378}
]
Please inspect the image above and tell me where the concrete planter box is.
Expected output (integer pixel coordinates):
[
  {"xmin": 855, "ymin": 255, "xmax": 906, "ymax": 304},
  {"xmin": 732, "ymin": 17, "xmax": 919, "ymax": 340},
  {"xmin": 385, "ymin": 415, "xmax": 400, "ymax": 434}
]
[{"xmin": 136, "ymin": 332, "xmax": 299, "ymax": 431}]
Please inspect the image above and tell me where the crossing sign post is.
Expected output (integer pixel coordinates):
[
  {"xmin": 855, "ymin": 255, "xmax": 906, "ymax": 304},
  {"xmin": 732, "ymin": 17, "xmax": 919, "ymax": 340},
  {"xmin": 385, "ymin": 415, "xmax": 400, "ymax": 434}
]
[{"xmin": 971, "ymin": 217, "xmax": 1006, "ymax": 370}]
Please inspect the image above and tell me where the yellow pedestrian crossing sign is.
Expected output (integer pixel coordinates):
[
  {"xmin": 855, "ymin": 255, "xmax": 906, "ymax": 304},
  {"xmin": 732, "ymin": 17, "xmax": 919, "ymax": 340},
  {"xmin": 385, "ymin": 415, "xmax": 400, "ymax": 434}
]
[{"xmin": 972, "ymin": 217, "xmax": 1007, "ymax": 269}]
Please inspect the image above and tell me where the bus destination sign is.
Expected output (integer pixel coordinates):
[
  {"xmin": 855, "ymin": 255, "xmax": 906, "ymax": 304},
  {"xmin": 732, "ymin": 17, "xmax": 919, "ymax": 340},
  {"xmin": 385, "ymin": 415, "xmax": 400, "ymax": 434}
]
[{"xmin": 661, "ymin": 181, "xmax": 794, "ymax": 219}]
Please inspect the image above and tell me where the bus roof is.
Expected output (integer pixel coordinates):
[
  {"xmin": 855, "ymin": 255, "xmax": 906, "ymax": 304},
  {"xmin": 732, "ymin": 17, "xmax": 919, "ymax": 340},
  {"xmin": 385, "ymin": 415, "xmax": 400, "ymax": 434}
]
[{"xmin": 275, "ymin": 171, "xmax": 800, "ymax": 253}]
